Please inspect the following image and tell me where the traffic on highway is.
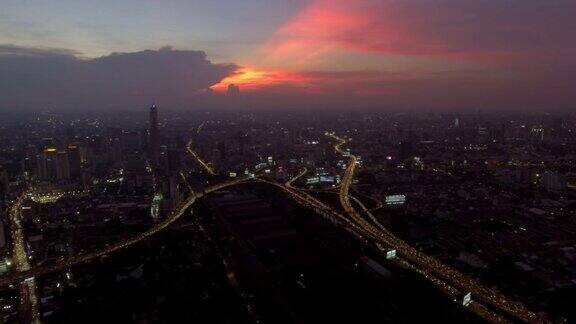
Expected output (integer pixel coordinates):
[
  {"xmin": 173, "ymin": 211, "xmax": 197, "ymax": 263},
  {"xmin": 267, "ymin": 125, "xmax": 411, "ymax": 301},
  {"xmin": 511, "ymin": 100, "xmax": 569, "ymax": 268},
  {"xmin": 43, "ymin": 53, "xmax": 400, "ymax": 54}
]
[
  {"xmin": 1, "ymin": 134, "xmax": 545, "ymax": 324},
  {"xmin": 325, "ymin": 132, "xmax": 544, "ymax": 323}
]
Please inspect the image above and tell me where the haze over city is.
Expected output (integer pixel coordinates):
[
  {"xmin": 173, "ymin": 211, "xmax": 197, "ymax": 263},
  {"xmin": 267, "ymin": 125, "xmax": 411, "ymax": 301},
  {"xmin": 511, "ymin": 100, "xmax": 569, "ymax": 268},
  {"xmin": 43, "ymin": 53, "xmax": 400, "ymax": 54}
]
[
  {"xmin": 1, "ymin": 1, "xmax": 576, "ymax": 324},
  {"xmin": 2, "ymin": 0, "xmax": 575, "ymax": 111}
]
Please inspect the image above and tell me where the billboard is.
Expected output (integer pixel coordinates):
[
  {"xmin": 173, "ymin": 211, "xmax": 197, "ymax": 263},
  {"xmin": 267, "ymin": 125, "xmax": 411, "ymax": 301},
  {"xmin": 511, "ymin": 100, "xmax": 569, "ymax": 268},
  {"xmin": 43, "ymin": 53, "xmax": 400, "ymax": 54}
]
[
  {"xmin": 462, "ymin": 292, "xmax": 472, "ymax": 307},
  {"xmin": 320, "ymin": 176, "xmax": 336, "ymax": 183},
  {"xmin": 306, "ymin": 177, "xmax": 320, "ymax": 184},
  {"xmin": 151, "ymin": 193, "xmax": 163, "ymax": 220},
  {"xmin": 385, "ymin": 194, "xmax": 406, "ymax": 206}
]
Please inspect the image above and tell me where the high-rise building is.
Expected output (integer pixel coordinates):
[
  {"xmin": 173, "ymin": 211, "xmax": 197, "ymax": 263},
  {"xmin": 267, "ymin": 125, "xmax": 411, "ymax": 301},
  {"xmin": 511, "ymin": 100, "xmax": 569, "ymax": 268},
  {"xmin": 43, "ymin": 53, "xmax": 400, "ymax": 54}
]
[
  {"xmin": 0, "ymin": 166, "xmax": 8, "ymax": 204},
  {"xmin": 67, "ymin": 145, "xmax": 82, "ymax": 178},
  {"xmin": 167, "ymin": 149, "xmax": 181, "ymax": 172},
  {"xmin": 108, "ymin": 137, "xmax": 122, "ymax": 164},
  {"xmin": 168, "ymin": 174, "xmax": 181, "ymax": 209},
  {"xmin": 41, "ymin": 138, "xmax": 55, "ymax": 150},
  {"xmin": 121, "ymin": 131, "xmax": 141, "ymax": 152},
  {"xmin": 37, "ymin": 148, "xmax": 73, "ymax": 181},
  {"xmin": 542, "ymin": 171, "xmax": 566, "ymax": 192},
  {"xmin": 66, "ymin": 126, "xmax": 76, "ymax": 144},
  {"xmin": 217, "ymin": 141, "xmax": 226, "ymax": 161},
  {"xmin": 37, "ymin": 148, "xmax": 58, "ymax": 181},
  {"xmin": 0, "ymin": 167, "xmax": 7, "ymax": 250},
  {"xmin": 0, "ymin": 217, "xmax": 6, "ymax": 249},
  {"xmin": 140, "ymin": 128, "xmax": 149, "ymax": 151},
  {"xmin": 477, "ymin": 126, "xmax": 489, "ymax": 143},
  {"xmin": 56, "ymin": 151, "xmax": 71, "ymax": 180},
  {"xmin": 22, "ymin": 145, "xmax": 38, "ymax": 176},
  {"xmin": 531, "ymin": 126, "xmax": 545, "ymax": 142},
  {"xmin": 149, "ymin": 103, "xmax": 160, "ymax": 167},
  {"xmin": 227, "ymin": 84, "xmax": 240, "ymax": 97}
]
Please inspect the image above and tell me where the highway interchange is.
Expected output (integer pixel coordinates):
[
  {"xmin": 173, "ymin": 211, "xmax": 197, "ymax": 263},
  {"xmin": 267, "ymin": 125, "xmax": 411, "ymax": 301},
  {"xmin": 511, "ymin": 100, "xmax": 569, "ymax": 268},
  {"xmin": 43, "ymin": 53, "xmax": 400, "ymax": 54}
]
[
  {"xmin": 326, "ymin": 132, "xmax": 544, "ymax": 323},
  {"xmin": 0, "ymin": 176, "xmax": 248, "ymax": 289},
  {"xmin": 1, "ymin": 133, "xmax": 546, "ymax": 323}
]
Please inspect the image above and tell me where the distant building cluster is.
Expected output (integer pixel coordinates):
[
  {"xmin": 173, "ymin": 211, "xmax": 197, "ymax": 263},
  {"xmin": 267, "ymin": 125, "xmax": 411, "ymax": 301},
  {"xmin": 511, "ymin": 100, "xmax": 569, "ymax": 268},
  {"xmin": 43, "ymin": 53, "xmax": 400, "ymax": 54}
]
[{"xmin": 0, "ymin": 110, "xmax": 575, "ymax": 322}]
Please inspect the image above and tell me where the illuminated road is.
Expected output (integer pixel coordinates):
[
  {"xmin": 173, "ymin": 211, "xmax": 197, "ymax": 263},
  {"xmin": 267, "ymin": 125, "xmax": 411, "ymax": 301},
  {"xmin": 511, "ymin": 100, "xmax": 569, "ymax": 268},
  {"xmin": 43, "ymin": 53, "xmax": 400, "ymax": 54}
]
[
  {"xmin": 285, "ymin": 167, "xmax": 307, "ymax": 189},
  {"xmin": 8, "ymin": 195, "xmax": 31, "ymax": 272},
  {"xmin": 350, "ymin": 189, "xmax": 384, "ymax": 212},
  {"xmin": 8, "ymin": 194, "xmax": 41, "ymax": 324},
  {"xmin": 0, "ymin": 135, "xmax": 545, "ymax": 323},
  {"xmin": 186, "ymin": 139, "xmax": 217, "ymax": 175},
  {"xmin": 326, "ymin": 132, "xmax": 544, "ymax": 323},
  {"xmin": 257, "ymin": 178, "xmax": 370, "ymax": 243},
  {"xmin": 0, "ymin": 178, "xmax": 248, "ymax": 289},
  {"xmin": 179, "ymin": 171, "xmax": 194, "ymax": 193},
  {"xmin": 284, "ymin": 167, "xmax": 343, "ymax": 193},
  {"xmin": 196, "ymin": 121, "xmax": 206, "ymax": 134}
]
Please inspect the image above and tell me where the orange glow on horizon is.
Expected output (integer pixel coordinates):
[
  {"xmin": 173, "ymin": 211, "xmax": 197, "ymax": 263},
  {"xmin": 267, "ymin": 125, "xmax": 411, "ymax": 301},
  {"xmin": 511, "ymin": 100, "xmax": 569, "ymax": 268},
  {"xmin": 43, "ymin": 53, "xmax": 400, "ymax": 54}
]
[
  {"xmin": 212, "ymin": 68, "xmax": 266, "ymax": 92},
  {"xmin": 211, "ymin": 0, "xmax": 511, "ymax": 96},
  {"xmin": 212, "ymin": 67, "xmax": 312, "ymax": 93}
]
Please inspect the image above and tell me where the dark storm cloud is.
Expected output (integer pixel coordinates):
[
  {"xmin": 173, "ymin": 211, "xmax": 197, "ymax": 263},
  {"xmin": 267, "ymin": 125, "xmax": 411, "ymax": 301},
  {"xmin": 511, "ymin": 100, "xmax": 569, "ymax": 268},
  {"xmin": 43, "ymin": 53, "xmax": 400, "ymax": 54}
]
[
  {"xmin": 0, "ymin": 44, "xmax": 80, "ymax": 57},
  {"xmin": 0, "ymin": 45, "xmax": 237, "ymax": 110}
]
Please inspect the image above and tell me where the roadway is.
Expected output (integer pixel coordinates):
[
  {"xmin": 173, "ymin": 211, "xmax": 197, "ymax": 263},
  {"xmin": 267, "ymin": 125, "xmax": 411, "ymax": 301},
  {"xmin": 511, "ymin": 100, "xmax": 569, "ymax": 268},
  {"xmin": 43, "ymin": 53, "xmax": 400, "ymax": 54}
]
[
  {"xmin": 285, "ymin": 167, "xmax": 307, "ymax": 189},
  {"xmin": 326, "ymin": 132, "xmax": 544, "ymax": 323},
  {"xmin": 186, "ymin": 138, "xmax": 217, "ymax": 175},
  {"xmin": 0, "ymin": 140, "xmax": 243, "ymax": 288},
  {"xmin": 8, "ymin": 193, "xmax": 41, "ymax": 324},
  {"xmin": 0, "ymin": 137, "xmax": 545, "ymax": 323},
  {"xmin": 256, "ymin": 174, "xmax": 515, "ymax": 322},
  {"xmin": 0, "ymin": 177, "xmax": 248, "ymax": 289}
]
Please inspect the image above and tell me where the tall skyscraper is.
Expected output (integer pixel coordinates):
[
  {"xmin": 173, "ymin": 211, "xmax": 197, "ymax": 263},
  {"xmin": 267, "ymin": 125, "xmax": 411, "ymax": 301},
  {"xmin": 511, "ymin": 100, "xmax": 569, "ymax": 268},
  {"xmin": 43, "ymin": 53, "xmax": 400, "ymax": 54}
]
[
  {"xmin": 149, "ymin": 103, "xmax": 160, "ymax": 167},
  {"xmin": 37, "ymin": 148, "xmax": 58, "ymax": 181},
  {"xmin": 227, "ymin": 84, "xmax": 240, "ymax": 97},
  {"xmin": 0, "ymin": 166, "xmax": 8, "ymax": 205},
  {"xmin": 67, "ymin": 145, "xmax": 82, "ymax": 178},
  {"xmin": 0, "ymin": 166, "xmax": 7, "ymax": 250},
  {"xmin": 167, "ymin": 149, "xmax": 181, "ymax": 172},
  {"xmin": 56, "ymin": 151, "xmax": 71, "ymax": 180},
  {"xmin": 0, "ymin": 217, "xmax": 6, "ymax": 249}
]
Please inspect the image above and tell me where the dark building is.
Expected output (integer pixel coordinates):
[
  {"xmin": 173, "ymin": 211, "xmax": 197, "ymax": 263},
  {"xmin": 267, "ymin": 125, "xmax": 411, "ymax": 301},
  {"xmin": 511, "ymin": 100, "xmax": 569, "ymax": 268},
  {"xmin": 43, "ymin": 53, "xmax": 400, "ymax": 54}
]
[
  {"xmin": 66, "ymin": 126, "xmax": 76, "ymax": 144},
  {"xmin": 217, "ymin": 141, "xmax": 226, "ymax": 161},
  {"xmin": 167, "ymin": 149, "xmax": 181, "ymax": 172},
  {"xmin": 56, "ymin": 151, "xmax": 70, "ymax": 180},
  {"xmin": 149, "ymin": 104, "xmax": 160, "ymax": 167},
  {"xmin": 67, "ymin": 144, "xmax": 82, "ymax": 178},
  {"xmin": 36, "ymin": 148, "xmax": 58, "ymax": 181},
  {"xmin": 227, "ymin": 84, "xmax": 240, "ymax": 97},
  {"xmin": 0, "ymin": 166, "xmax": 7, "ymax": 205}
]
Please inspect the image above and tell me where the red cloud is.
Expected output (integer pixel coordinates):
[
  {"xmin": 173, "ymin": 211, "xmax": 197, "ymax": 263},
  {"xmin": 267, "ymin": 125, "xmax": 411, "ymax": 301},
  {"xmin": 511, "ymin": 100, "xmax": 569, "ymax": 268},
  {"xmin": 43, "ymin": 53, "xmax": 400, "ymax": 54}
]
[
  {"xmin": 261, "ymin": 0, "xmax": 575, "ymax": 65},
  {"xmin": 211, "ymin": 0, "xmax": 576, "ymax": 111}
]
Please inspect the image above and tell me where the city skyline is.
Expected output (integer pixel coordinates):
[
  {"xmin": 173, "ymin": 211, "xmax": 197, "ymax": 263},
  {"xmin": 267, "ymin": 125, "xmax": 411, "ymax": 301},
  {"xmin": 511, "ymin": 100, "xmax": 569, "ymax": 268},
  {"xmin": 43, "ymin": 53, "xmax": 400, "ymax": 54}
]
[
  {"xmin": 2, "ymin": 0, "xmax": 576, "ymax": 111},
  {"xmin": 1, "ymin": 108, "xmax": 575, "ymax": 322},
  {"xmin": 3, "ymin": 2, "xmax": 576, "ymax": 323}
]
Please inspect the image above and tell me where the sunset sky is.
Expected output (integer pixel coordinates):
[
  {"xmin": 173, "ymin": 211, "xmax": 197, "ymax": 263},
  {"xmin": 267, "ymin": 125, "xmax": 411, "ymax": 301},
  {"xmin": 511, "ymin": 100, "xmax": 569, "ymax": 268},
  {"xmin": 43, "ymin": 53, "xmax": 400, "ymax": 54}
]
[{"xmin": 1, "ymin": 0, "xmax": 575, "ymax": 111}]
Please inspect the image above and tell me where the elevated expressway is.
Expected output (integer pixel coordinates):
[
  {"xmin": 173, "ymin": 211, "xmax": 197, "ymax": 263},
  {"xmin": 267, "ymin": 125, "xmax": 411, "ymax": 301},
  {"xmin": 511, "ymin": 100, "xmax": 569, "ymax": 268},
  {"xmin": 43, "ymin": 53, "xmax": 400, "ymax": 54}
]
[
  {"xmin": 0, "ymin": 177, "xmax": 248, "ymax": 288},
  {"xmin": 325, "ymin": 132, "xmax": 544, "ymax": 323},
  {"xmin": 1, "ymin": 136, "xmax": 546, "ymax": 323}
]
